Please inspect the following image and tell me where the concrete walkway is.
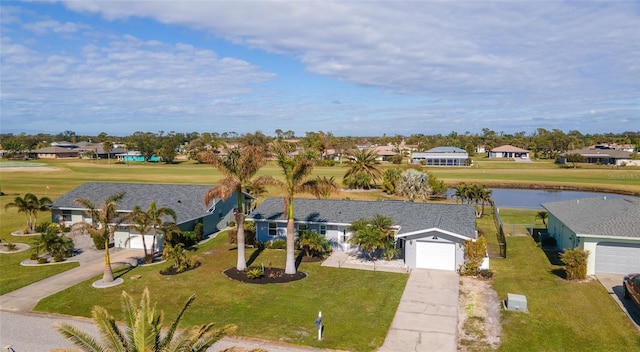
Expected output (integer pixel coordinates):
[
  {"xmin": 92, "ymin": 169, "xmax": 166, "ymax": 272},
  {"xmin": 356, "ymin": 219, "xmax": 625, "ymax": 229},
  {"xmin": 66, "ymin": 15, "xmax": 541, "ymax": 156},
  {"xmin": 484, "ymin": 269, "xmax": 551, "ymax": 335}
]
[
  {"xmin": 321, "ymin": 251, "xmax": 409, "ymax": 273},
  {"xmin": 0, "ymin": 248, "xmax": 143, "ymax": 312},
  {"xmin": 378, "ymin": 269, "xmax": 459, "ymax": 352}
]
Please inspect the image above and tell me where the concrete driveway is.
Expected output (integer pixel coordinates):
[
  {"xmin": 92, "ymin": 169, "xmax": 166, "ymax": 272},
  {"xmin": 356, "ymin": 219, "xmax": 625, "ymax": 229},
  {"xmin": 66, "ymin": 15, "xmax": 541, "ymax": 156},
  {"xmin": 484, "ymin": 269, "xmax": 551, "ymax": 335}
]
[
  {"xmin": 596, "ymin": 274, "xmax": 640, "ymax": 330},
  {"xmin": 378, "ymin": 269, "xmax": 459, "ymax": 352}
]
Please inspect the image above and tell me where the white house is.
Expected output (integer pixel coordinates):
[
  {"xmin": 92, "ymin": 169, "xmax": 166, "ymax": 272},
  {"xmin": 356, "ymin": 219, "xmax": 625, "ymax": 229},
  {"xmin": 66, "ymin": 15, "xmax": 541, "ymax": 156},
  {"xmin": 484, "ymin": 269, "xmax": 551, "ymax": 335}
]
[
  {"xmin": 248, "ymin": 197, "xmax": 477, "ymax": 271},
  {"xmin": 542, "ymin": 197, "xmax": 640, "ymax": 275},
  {"xmin": 489, "ymin": 145, "xmax": 530, "ymax": 159},
  {"xmin": 411, "ymin": 147, "xmax": 469, "ymax": 167}
]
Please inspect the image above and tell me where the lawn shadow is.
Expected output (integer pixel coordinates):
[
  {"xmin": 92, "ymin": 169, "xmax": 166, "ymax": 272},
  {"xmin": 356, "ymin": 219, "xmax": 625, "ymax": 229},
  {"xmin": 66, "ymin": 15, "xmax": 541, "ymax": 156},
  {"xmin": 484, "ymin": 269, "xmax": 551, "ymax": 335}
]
[
  {"xmin": 542, "ymin": 248, "xmax": 563, "ymax": 266},
  {"xmin": 550, "ymin": 268, "xmax": 567, "ymax": 280},
  {"xmin": 245, "ymin": 246, "xmax": 264, "ymax": 267}
]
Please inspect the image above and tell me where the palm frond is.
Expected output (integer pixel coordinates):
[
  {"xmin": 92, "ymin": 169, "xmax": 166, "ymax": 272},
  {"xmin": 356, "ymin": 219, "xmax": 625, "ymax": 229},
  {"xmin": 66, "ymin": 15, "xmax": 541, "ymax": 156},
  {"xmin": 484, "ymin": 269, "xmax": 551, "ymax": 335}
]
[{"xmin": 56, "ymin": 323, "xmax": 105, "ymax": 352}]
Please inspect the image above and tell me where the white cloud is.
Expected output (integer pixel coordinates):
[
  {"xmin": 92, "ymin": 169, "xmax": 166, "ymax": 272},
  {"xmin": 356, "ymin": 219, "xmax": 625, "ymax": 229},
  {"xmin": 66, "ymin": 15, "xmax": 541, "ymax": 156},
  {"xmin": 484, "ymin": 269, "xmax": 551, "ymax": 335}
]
[{"xmin": 1, "ymin": 1, "xmax": 638, "ymax": 135}]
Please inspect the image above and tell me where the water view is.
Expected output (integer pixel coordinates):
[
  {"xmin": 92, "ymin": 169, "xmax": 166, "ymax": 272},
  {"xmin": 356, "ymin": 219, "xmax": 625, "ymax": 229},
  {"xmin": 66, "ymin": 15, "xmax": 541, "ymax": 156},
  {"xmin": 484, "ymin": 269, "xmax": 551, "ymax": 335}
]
[{"xmin": 457, "ymin": 188, "xmax": 637, "ymax": 209}]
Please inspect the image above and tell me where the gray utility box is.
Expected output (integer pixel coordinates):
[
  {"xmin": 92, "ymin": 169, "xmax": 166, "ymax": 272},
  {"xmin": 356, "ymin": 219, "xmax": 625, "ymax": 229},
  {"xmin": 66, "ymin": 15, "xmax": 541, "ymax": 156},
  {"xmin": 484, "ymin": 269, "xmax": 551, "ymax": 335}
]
[{"xmin": 505, "ymin": 293, "xmax": 528, "ymax": 312}]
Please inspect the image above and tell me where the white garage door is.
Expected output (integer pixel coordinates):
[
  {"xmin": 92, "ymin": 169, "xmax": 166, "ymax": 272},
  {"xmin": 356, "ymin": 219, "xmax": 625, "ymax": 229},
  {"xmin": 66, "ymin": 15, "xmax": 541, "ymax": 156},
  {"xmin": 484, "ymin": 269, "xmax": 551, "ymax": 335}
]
[
  {"xmin": 416, "ymin": 242, "xmax": 456, "ymax": 271},
  {"xmin": 595, "ymin": 242, "xmax": 640, "ymax": 274},
  {"xmin": 127, "ymin": 235, "xmax": 158, "ymax": 251}
]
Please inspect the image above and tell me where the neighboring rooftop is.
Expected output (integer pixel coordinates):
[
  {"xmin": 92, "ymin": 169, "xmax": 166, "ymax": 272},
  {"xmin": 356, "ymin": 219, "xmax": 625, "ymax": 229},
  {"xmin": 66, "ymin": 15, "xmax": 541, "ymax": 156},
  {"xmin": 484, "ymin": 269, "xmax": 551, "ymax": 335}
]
[
  {"xmin": 426, "ymin": 146, "xmax": 467, "ymax": 153},
  {"xmin": 249, "ymin": 197, "xmax": 477, "ymax": 239},
  {"xmin": 51, "ymin": 182, "xmax": 216, "ymax": 224},
  {"xmin": 491, "ymin": 145, "xmax": 529, "ymax": 153},
  {"xmin": 541, "ymin": 197, "xmax": 640, "ymax": 238}
]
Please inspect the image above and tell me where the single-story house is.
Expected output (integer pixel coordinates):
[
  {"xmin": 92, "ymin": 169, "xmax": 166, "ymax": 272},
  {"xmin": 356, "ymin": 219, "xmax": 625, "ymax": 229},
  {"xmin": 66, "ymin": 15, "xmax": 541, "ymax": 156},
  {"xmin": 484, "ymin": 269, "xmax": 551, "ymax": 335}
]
[
  {"xmin": 411, "ymin": 147, "xmax": 469, "ymax": 166},
  {"xmin": 51, "ymin": 182, "xmax": 251, "ymax": 252},
  {"xmin": 28, "ymin": 146, "xmax": 80, "ymax": 159},
  {"xmin": 542, "ymin": 197, "xmax": 640, "ymax": 275},
  {"xmin": 558, "ymin": 148, "xmax": 639, "ymax": 166},
  {"xmin": 489, "ymin": 145, "xmax": 530, "ymax": 159},
  {"xmin": 115, "ymin": 151, "xmax": 162, "ymax": 162},
  {"xmin": 248, "ymin": 197, "xmax": 477, "ymax": 271}
]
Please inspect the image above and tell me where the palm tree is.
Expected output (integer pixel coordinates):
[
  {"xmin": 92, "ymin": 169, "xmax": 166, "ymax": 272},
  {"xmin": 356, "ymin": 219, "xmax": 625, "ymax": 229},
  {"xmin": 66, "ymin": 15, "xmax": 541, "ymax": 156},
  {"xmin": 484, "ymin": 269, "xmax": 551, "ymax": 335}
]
[
  {"xmin": 73, "ymin": 192, "xmax": 125, "ymax": 283},
  {"xmin": 536, "ymin": 211, "xmax": 549, "ymax": 227},
  {"xmin": 395, "ymin": 169, "xmax": 432, "ymax": 202},
  {"xmin": 348, "ymin": 215, "xmax": 396, "ymax": 260},
  {"xmin": 452, "ymin": 184, "xmax": 470, "ymax": 204},
  {"xmin": 102, "ymin": 140, "xmax": 114, "ymax": 164},
  {"xmin": 344, "ymin": 148, "xmax": 382, "ymax": 189},
  {"xmin": 130, "ymin": 201, "xmax": 177, "ymax": 264},
  {"xmin": 56, "ymin": 287, "xmax": 235, "ymax": 352},
  {"xmin": 198, "ymin": 145, "xmax": 269, "ymax": 271},
  {"xmin": 5, "ymin": 193, "xmax": 52, "ymax": 233},
  {"xmin": 310, "ymin": 176, "xmax": 340, "ymax": 199},
  {"xmin": 270, "ymin": 142, "xmax": 328, "ymax": 274},
  {"xmin": 468, "ymin": 184, "xmax": 492, "ymax": 218}
]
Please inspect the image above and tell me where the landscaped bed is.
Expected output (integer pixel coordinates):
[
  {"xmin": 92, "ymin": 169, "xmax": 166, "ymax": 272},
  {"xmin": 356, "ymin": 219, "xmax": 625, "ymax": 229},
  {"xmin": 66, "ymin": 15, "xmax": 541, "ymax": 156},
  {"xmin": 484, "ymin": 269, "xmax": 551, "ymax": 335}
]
[{"xmin": 34, "ymin": 232, "xmax": 408, "ymax": 352}]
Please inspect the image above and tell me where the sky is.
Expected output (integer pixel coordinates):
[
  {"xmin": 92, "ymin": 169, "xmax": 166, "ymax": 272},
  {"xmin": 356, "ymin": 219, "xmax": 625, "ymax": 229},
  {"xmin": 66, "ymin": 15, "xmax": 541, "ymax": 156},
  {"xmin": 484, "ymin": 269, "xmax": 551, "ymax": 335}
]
[{"xmin": 1, "ymin": 1, "xmax": 639, "ymax": 137}]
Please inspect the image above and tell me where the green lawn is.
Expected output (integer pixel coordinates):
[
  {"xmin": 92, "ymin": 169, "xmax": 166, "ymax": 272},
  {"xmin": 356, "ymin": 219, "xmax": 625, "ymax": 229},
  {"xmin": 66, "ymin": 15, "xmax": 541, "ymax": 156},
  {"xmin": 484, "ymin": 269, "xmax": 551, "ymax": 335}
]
[
  {"xmin": 35, "ymin": 233, "xmax": 408, "ymax": 352},
  {"xmin": 478, "ymin": 208, "xmax": 640, "ymax": 351},
  {"xmin": 2, "ymin": 159, "xmax": 640, "ymax": 350}
]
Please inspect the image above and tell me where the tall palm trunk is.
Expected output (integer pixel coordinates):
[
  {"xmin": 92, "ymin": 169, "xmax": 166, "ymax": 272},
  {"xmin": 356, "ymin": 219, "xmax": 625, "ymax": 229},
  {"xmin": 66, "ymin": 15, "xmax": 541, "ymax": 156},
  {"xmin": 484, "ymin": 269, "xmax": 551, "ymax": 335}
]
[
  {"xmin": 103, "ymin": 237, "xmax": 114, "ymax": 282},
  {"xmin": 285, "ymin": 198, "xmax": 296, "ymax": 274},
  {"xmin": 140, "ymin": 231, "xmax": 151, "ymax": 264},
  {"xmin": 236, "ymin": 211, "xmax": 247, "ymax": 271}
]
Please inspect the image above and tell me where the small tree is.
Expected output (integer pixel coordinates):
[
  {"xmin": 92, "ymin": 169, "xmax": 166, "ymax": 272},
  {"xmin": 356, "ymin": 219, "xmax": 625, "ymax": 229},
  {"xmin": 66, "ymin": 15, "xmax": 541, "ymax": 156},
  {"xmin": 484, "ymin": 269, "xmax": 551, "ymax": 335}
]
[
  {"xmin": 535, "ymin": 211, "xmax": 549, "ymax": 227},
  {"xmin": 5, "ymin": 193, "xmax": 52, "ymax": 234},
  {"xmin": 564, "ymin": 153, "xmax": 585, "ymax": 168},
  {"xmin": 560, "ymin": 248, "xmax": 589, "ymax": 280},
  {"xmin": 297, "ymin": 230, "xmax": 331, "ymax": 258}
]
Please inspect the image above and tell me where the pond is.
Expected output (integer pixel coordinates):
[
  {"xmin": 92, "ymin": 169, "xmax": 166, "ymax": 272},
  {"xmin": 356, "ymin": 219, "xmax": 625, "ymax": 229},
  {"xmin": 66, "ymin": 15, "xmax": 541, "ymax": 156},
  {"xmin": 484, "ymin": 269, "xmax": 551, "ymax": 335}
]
[
  {"xmin": 447, "ymin": 188, "xmax": 637, "ymax": 209},
  {"xmin": 0, "ymin": 161, "xmax": 49, "ymax": 167}
]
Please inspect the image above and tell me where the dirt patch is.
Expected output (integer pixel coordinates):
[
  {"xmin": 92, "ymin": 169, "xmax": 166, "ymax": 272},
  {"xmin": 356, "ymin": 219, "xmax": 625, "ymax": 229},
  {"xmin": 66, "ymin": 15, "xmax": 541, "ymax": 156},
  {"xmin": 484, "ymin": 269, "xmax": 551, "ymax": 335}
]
[{"xmin": 458, "ymin": 276, "xmax": 501, "ymax": 351}]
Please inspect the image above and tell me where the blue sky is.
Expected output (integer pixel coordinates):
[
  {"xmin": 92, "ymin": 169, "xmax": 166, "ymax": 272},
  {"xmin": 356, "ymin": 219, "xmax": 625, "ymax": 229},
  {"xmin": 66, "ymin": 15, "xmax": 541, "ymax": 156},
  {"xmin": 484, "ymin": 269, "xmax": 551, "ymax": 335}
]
[{"xmin": 1, "ymin": 1, "xmax": 639, "ymax": 137}]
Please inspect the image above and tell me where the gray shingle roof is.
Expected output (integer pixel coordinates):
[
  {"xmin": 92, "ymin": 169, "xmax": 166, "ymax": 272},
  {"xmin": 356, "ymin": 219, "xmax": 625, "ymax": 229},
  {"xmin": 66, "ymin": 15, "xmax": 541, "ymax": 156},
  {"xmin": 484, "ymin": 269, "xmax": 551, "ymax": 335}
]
[
  {"xmin": 248, "ymin": 197, "xmax": 476, "ymax": 239},
  {"xmin": 51, "ymin": 182, "xmax": 215, "ymax": 225},
  {"xmin": 542, "ymin": 197, "xmax": 640, "ymax": 238}
]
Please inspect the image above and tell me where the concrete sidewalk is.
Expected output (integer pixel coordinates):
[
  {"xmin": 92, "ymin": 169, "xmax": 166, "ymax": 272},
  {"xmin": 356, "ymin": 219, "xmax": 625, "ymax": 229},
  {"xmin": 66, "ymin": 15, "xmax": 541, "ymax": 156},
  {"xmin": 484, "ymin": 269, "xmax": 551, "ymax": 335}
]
[
  {"xmin": 378, "ymin": 269, "xmax": 459, "ymax": 352},
  {"xmin": 321, "ymin": 251, "xmax": 409, "ymax": 273},
  {"xmin": 0, "ymin": 248, "xmax": 143, "ymax": 312}
]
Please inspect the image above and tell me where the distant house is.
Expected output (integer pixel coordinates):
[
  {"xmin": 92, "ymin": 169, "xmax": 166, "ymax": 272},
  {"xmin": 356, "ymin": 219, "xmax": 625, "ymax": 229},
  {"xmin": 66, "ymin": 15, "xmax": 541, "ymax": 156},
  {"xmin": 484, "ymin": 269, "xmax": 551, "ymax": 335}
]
[
  {"xmin": 28, "ymin": 146, "xmax": 80, "ymax": 159},
  {"xmin": 411, "ymin": 147, "xmax": 469, "ymax": 166},
  {"xmin": 51, "ymin": 182, "xmax": 251, "ymax": 252},
  {"xmin": 248, "ymin": 197, "xmax": 477, "ymax": 271},
  {"xmin": 542, "ymin": 197, "xmax": 640, "ymax": 275},
  {"xmin": 489, "ymin": 145, "xmax": 530, "ymax": 159},
  {"xmin": 116, "ymin": 151, "xmax": 162, "ymax": 162},
  {"xmin": 372, "ymin": 145, "xmax": 398, "ymax": 162},
  {"xmin": 558, "ymin": 148, "xmax": 639, "ymax": 166},
  {"xmin": 476, "ymin": 145, "xmax": 486, "ymax": 154}
]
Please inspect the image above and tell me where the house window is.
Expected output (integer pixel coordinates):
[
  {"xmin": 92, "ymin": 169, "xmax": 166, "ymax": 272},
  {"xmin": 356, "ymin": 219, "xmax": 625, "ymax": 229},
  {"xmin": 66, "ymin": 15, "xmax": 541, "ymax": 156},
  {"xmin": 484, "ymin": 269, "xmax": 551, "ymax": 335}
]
[
  {"xmin": 298, "ymin": 223, "xmax": 308, "ymax": 231},
  {"xmin": 268, "ymin": 223, "xmax": 277, "ymax": 236},
  {"xmin": 61, "ymin": 210, "xmax": 72, "ymax": 222},
  {"xmin": 319, "ymin": 225, "xmax": 326, "ymax": 235}
]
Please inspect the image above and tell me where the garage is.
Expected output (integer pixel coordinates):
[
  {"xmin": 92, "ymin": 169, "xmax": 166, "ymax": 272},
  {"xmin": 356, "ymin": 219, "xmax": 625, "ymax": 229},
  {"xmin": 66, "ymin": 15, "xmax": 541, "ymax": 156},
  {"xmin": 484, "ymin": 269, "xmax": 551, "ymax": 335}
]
[
  {"xmin": 125, "ymin": 234, "xmax": 159, "ymax": 251},
  {"xmin": 595, "ymin": 242, "xmax": 640, "ymax": 274},
  {"xmin": 415, "ymin": 241, "xmax": 456, "ymax": 271}
]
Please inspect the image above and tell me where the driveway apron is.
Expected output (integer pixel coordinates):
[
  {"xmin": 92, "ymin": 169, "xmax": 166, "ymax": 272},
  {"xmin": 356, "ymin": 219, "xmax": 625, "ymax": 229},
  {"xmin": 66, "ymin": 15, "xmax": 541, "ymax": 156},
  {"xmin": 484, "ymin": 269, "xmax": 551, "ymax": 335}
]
[{"xmin": 379, "ymin": 269, "xmax": 459, "ymax": 352}]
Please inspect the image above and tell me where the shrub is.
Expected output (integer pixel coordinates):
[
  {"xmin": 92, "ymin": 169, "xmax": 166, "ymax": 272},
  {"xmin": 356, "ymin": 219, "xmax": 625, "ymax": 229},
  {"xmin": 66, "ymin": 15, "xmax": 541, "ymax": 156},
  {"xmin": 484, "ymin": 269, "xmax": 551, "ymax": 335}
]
[
  {"xmin": 265, "ymin": 239, "xmax": 286, "ymax": 249},
  {"xmin": 29, "ymin": 252, "xmax": 38, "ymax": 260},
  {"xmin": 228, "ymin": 220, "xmax": 236, "ymax": 227},
  {"xmin": 37, "ymin": 257, "xmax": 48, "ymax": 264},
  {"xmin": 297, "ymin": 230, "xmax": 331, "ymax": 258},
  {"xmin": 246, "ymin": 267, "xmax": 264, "ymax": 279},
  {"xmin": 194, "ymin": 222, "xmax": 204, "ymax": 242},
  {"xmin": 3, "ymin": 243, "xmax": 17, "ymax": 251},
  {"xmin": 461, "ymin": 236, "xmax": 487, "ymax": 276},
  {"xmin": 560, "ymin": 248, "xmax": 590, "ymax": 280},
  {"xmin": 35, "ymin": 222, "xmax": 52, "ymax": 233},
  {"xmin": 53, "ymin": 253, "xmax": 64, "ymax": 262},
  {"xmin": 316, "ymin": 159, "xmax": 336, "ymax": 167},
  {"xmin": 167, "ymin": 231, "xmax": 197, "ymax": 248},
  {"xmin": 478, "ymin": 269, "xmax": 494, "ymax": 279}
]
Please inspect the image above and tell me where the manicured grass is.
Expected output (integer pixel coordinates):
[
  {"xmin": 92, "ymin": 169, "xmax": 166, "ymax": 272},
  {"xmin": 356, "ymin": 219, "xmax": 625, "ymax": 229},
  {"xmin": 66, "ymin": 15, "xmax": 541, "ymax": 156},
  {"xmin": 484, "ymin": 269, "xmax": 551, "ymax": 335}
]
[
  {"xmin": 35, "ymin": 233, "xmax": 408, "ymax": 351},
  {"xmin": 0, "ymin": 253, "xmax": 79, "ymax": 295},
  {"xmin": 479, "ymin": 208, "xmax": 640, "ymax": 351}
]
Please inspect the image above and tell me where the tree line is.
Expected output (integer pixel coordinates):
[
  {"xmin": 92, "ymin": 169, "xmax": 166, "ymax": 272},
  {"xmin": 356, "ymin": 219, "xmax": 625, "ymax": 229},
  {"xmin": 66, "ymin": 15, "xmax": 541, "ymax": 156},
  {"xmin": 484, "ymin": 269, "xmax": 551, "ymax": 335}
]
[{"xmin": 2, "ymin": 128, "xmax": 638, "ymax": 162}]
